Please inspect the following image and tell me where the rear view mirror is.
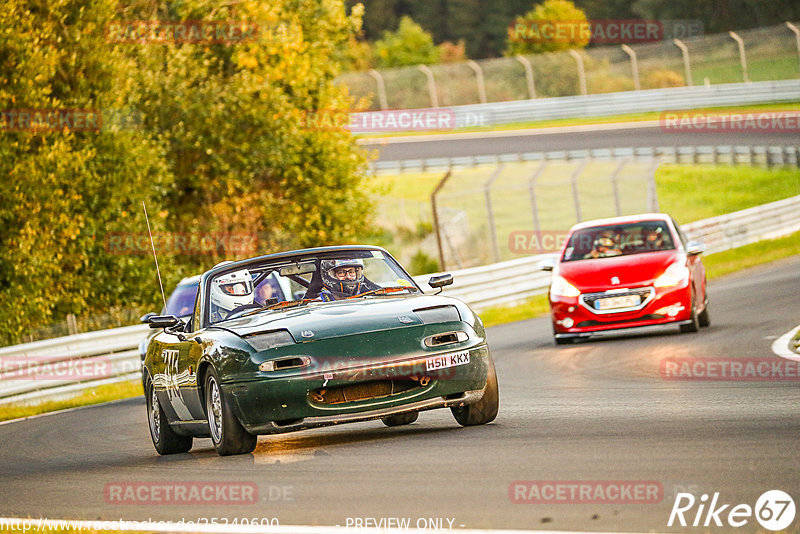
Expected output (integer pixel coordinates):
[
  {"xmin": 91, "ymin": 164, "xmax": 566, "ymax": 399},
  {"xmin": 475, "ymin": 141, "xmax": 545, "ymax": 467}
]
[
  {"xmin": 280, "ymin": 262, "xmax": 317, "ymax": 276},
  {"xmin": 428, "ymin": 274, "xmax": 454, "ymax": 289},
  {"xmin": 140, "ymin": 312, "xmax": 156, "ymax": 323},
  {"xmin": 686, "ymin": 241, "xmax": 705, "ymax": 256},
  {"xmin": 148, "ymin": 315, "xmax": 181, "ymax": 329},
  {"xmin": 538, "ymin": 257, "xmax": 557, "ymax": 271}
]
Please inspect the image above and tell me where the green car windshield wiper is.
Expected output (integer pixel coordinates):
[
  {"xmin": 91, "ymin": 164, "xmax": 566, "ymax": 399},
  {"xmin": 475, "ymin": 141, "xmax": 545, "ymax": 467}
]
[{"xmin": 350, "ymin": 286, "xmax": 416, "ymax": 298}]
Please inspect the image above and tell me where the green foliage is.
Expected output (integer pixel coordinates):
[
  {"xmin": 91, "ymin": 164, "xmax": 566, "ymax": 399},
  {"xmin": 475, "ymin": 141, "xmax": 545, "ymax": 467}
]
[
  {"xmin": 0, "ymin": 0, "xmax": 372, "ymax": 345},
  {"xmin": 408, "ymin": 250, "xmax": 439, "ymax": 275},
  {"xmin": 506, "ymin": 0, "xmax": 590, "ymax": 56},
  {"xmin": 374, "ymin": 16, "xmax": 439, "ymax": 68}
]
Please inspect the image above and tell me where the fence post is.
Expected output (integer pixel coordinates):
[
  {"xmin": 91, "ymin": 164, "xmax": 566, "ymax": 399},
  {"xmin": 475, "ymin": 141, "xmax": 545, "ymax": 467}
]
[
  {"xmin": 527, "ymin": 160, "xmax": 548, "ymax": 237},
  {"xmin": 568, "ymin": 49, "xmax": 588, "ymax": 95},
  {"xmin": 417, "ymin": 65, "xmax": 439, "ymax": 108},
  {"xmin": 621, "ymin": 44, "xmax": 641, "ymax": 91},
  {"xmin": 728, "ymin": 31, "xmax": 750, "ymax": 83},
  {"xmin": 646, "ymin": 158, "xmax": 661, "ymax": 212},
  {"xmin": 787, "ymin": 22, "xmax": 800, "ymax": 75},
  {"xmin": 570, "ymin": 160, "xmax": 588, "ymax": 221},
  {"xmin": 515, "ymin": 55, "xmax": 537, "ymax": 99},
  {"xmin": 484, "ymin": 165, "xmax": 505, "ymax": 263},
  {"xmin": 610, "ymin": 159, "xmax": 628, "ymax": 215},
  {"xmin": 431, "ymin": 170, "xmax": 452, "ymax": 271},
  {"xmin": 672, "ymin": 39, "xmax": 693, "ymax": 86},
  {"xmin": 368, "ymin": 69, "xmax": 388, "ymax": 110},
  {"xmin": 66, "ymin": 314, "xmax": 78, "ymax": 336},
  {"xmin": 467, "ymin": 60, "xmax": 487, "ymax": 104}
]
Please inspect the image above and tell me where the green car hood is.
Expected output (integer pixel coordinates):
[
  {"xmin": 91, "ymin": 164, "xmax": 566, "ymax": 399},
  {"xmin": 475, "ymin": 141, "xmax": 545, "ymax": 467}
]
[{"xmin": 217, "ymin": 294, "xmax": 463, "ymax": 342}]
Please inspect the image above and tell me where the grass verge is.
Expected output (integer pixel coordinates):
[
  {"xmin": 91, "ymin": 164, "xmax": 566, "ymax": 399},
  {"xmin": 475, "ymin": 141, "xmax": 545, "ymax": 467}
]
[
  {"xmin": 0, "ymin": 380, "xmax": 143, "ymax": 422},
  {"xmin": 478, "ymin": 230, "xmax": 800, "ymax": 329}
]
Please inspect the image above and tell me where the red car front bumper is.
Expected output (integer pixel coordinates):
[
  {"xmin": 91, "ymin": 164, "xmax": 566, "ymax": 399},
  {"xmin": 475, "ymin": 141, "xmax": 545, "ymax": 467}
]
[{"xmin": 550, "ymin": 284, "xmax": 693, "ymax": 337}]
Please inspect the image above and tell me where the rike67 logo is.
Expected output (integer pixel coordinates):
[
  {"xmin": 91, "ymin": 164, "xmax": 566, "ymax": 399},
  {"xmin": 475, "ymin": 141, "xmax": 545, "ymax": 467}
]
[{"xmin": 668, "ymin": 490, "xmax": 795, "ymax": 530}]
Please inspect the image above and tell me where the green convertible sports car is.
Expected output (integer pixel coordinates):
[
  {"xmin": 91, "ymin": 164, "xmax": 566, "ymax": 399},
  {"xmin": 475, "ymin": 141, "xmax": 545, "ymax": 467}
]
[{"xmin": 143, "ymin": 245, "xmax": 499, "ymax": 456}]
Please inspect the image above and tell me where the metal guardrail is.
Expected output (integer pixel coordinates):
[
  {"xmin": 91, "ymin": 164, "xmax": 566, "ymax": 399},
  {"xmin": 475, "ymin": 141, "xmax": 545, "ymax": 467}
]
[
  {"xmin": 439, "ymin": 79, "xmax": 800, "ymax": 126},
  {"xmin": 372, "ymin": 144, "xmax": 800, "ymax": 174},
  {"xmin": 1, "ymin": 195, "xmax": 799, "ymax": 405}
]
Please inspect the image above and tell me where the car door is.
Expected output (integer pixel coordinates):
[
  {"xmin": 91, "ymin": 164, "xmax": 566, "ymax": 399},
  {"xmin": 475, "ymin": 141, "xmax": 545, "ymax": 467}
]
[{"xmin": 150, "ymin": 325, "xmax": 195, "ymax": 422}]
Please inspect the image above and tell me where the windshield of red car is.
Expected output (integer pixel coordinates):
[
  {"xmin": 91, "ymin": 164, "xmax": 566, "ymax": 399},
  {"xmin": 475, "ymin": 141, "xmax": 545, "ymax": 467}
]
[{"xmin": 562, "ymin": 221, "xmax": 675, "ymax": 262}]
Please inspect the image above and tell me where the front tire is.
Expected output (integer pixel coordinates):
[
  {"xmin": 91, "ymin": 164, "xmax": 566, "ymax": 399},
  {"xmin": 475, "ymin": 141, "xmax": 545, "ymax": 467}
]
[
  {"xmin": 146, "ymin": 380, "xmax": 192, "ymax": 455},
  {"xmin": 451, "ymin": 357, "xmax": 499, "ymax": 426},
  {"xmin": 382, "ymin": 412, "xmax": 418, "ymax": 427},
  {"xmin": 698, "ymin": 295, "xmax": 710, "ymax": 327},
  {"xmin": 679, "ymin": 293, "xmax": 700, "ymax": 333},
  {"xmin": 205, "ymin": 369, "xmax": 257, "ymax": 456}
]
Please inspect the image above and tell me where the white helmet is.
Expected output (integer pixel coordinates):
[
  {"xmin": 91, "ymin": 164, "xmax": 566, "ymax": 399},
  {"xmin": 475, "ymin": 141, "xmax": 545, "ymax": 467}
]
[{"xmin": 210, "ymin": 269, "xmax": 254, "ymax": 320}]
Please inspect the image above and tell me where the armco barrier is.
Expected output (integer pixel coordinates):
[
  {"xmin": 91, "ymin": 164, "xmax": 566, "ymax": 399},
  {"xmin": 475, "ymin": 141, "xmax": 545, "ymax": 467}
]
[
  {"xmin": 1, "ymin": 195, "xmax": 799, "ymax": 405},
  {"xmin": 371, "ymin": 144, "xmax": 800, "ymax": 174},
  {"xmin": 352, "ymin": 79, "xmax": 800, "ymax": 141}
]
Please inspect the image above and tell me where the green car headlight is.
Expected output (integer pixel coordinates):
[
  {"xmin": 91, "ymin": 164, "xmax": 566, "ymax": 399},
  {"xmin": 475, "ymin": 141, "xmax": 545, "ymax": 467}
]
[{"xmin": 243, "ymin": 330, "xmax": 296, "ymax": 352}]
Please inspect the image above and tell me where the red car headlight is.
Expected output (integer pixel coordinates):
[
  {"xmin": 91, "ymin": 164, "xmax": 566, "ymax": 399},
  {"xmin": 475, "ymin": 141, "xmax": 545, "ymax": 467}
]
[
  {"xmin": 550, "ymin": 275, "xmax": 581, "ymax": 298},
  {"xmin": 654, "ymin": 262, "xmax": 690, "ymax": 288}
]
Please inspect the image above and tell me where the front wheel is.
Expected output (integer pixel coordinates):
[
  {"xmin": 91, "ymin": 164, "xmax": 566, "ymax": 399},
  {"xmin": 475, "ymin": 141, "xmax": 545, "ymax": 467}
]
[
  {"xmin": 451, "ymin": 357, "xmax": 499, "ymax": 426},
  {"xmin": 698, "ymin": 295, "xmax": 710, "ymax": 327},
  {"xmin": 146, "ymin": 380, "xmax": 192, "ymax": 455},
  {"xmin": 205, "ymin": 369, "xmax": 257, "ymax": 456},
  {"xmin": 679, "ymin": 293, "xmax": 700, "ymax": 333}
]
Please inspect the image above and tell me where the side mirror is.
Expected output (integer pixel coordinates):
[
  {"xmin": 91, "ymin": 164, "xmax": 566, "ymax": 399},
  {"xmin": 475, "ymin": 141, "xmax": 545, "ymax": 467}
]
[
  {"xmin": 428, "ymin": 274, "xmax": 454, "ymax": 290},
  {"xmin": 686, "ymin": 241, "xmax": 705, "ymax": 256},
  {"xmin": 140, "ymin": 312, "xmax": 156, "ymax": 324},
  {"xmin": 538, "ymin": 257, "xmax": 557, "ymax": 271},
  {"xmin": 148, "ymin": 315, "xmax": 181, "ymax": 329}
]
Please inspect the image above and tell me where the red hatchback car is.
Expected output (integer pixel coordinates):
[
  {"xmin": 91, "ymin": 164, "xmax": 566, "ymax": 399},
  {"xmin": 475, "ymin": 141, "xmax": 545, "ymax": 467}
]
[{"xmin": 540, "ymin": 213, "xmax": 709, "ymax": 344}]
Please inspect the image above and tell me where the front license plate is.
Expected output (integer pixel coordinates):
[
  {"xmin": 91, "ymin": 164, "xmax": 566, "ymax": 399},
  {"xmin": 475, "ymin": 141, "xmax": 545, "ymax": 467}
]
[
  {"xmin": 596, "ymin": 294, "xmax": 640, "ymax": 310},
  {"xmin": 426, "ymin": 351, "xmax": 470, "ymax": 372}
]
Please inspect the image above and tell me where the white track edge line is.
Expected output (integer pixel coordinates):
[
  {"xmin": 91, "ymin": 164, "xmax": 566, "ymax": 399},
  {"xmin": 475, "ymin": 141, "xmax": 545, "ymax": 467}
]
[{"xmin": 771, "ymin": 324, "xmax": 800, "ymax": 362}]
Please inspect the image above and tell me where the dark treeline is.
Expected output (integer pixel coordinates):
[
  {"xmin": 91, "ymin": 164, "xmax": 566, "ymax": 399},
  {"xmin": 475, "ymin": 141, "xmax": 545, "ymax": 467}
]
[{"xmin": 349, "ymin": 0, "xmax": 800, "ymax": 58}]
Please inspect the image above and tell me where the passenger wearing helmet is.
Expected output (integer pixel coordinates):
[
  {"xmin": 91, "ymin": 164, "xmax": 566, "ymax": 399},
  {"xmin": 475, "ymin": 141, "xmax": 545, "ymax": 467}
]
[
  {"xmin": 317, "ymin": 258, "xmax": 380, "ymax": 301},
  {"xmin": 583, "ymin": 236, "xmax": 622, "ymax": 259},
  {"xmin": 210, "ymin": 269, "xmax": 254, "ymax": 322},
  {"xmin": 642, "ymin": 225, "xmax": 665, "ymax": 250}
]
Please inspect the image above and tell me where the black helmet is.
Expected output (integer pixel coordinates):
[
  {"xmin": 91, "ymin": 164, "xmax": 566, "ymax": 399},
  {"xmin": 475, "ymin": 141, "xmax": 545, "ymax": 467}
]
[{"xmin": 320, "ymin": 258, "xmax": 365, "ymax": 295}]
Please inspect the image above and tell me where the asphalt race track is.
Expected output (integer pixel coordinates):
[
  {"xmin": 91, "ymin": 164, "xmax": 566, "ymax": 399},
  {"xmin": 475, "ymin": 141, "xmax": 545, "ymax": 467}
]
[
  {"xmin": 1, "ymin": 257, "xmax": 798, "ymax": 532},
  {"xmin": 366, "ymin": 122, "xmax": 800, "ymax": 162}
]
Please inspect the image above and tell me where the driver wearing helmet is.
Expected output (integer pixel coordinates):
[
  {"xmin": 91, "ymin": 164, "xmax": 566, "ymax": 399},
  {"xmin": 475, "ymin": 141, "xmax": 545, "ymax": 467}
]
[
  {"xmin": 210, "ymin": 269, "xmax": 254, "ymax": 322},
  {"xmin": 317, "ymin": 258, "xmax": 379, "ymax": 301},
  {"xmin": 583, "ymin": 236, "xmax": 622, "ymax": 259}
]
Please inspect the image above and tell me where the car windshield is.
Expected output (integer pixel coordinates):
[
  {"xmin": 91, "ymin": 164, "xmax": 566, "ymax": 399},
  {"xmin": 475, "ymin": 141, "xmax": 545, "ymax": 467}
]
[
  {"xmin": 207, "ymin": 250, "xmax": 419, "ymax": 324},
  {"xmin": 562, "ymin": 221, "xmax": 675, "ymax": 262},
  {"xmin": 164, "ymin": 281, "xmax": 198, "ymax": 317}
]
